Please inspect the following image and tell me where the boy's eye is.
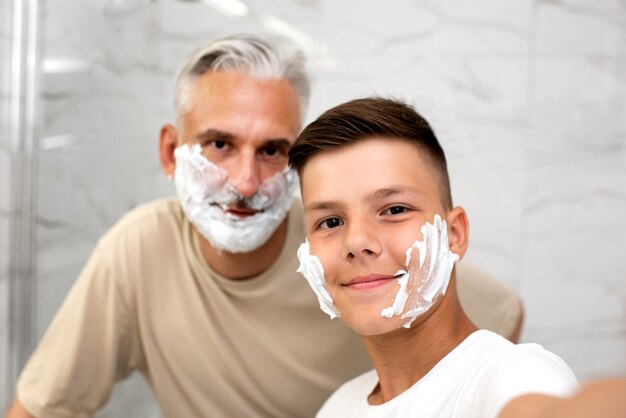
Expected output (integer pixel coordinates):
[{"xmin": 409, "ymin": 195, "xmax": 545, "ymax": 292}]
[
  {"xmin": 384, "ymin": 206, "xmax": 408, "ymax": 215},
  {"xmin": 319, "ymin": 217, "xmax": 344, "ymax": 230}
]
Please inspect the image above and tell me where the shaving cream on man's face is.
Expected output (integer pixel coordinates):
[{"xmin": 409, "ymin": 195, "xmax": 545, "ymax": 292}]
[{"xmin": 174, "ymin": 143, "xmax": 297, "ymax": 254}]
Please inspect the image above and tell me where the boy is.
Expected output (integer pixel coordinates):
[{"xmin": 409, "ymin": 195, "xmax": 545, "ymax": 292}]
[{"xmin": 288, "ymin": 97, "xmax": 622, "ymax": 418}]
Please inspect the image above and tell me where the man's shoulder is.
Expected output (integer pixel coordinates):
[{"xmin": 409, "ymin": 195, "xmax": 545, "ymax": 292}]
[
  {"xmin": 456, "ymin": 262, "xmax": 523, "ymax": 342},
  {"xmin": 97, "ymin": 196, "xmax": 184, "ymax": 250}
]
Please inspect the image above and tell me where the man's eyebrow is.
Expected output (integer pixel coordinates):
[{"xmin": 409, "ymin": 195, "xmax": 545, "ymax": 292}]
[
  {"xmin": 195, "ymin": 128, "xmax": 235, "ymax": 142},
  {"xmin": 194, "ymin": 130, "xmax": 292, "ymax": 150},
  {"xmin": 263, "ymin": 139, "xmax": 292, "ymax": 150}
]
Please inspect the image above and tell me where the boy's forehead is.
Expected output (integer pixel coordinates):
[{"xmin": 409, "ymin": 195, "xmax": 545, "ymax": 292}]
[
  {"xmin": 301, "ymin": 137, "xmax": 428, "ymax": 175},
  {"xmin": 300, "ymin": 137, "xmax": 438, "ymax": 200}
]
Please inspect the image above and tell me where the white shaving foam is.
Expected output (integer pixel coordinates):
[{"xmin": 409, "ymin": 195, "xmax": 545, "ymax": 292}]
[
  {"xmin": 296, "ymin": 241, "xmax": 340, "ymax": 319},
  {"xmin": 174, "ymin": 143, "xmax": 298, "ymax": 253},
  {"xmin": 380, "ymin": 214, "xmax": 459, "ymax": 328}
]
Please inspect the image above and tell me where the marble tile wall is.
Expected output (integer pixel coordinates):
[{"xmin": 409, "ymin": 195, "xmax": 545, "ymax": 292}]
[
  {"xmin": 33, "ymin": 1, "xmax": 165, "ymax": 415},
  {"xmin": 3, "ymin": 0, "xmax": 625, "ymax": 414},
  {"xmin": 307, "ymin": 0, "xmax": 626, "ymax": 382},
  {"xmin": 1, "ymin": 0, "xmax": 12, "ymax": 411}
]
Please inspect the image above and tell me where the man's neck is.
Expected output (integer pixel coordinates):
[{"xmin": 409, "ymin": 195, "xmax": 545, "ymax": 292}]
[
  {"xmin": 364, "ymin": 278, "xmax": 478, "ymax": 405},
  {"xmin": 196, "ymin": 218, "xmax": 289, "ymax": 280}
]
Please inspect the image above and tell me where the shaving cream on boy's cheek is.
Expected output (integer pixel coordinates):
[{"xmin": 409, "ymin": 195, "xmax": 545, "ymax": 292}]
[
  {"xmin": 381, "ymin": 214, "xmax": 459, "ymax": 328},
  {"xmin": 296, "ymin": 241, "xmax": 340, "ymax": 319},
  {"xmin": 296, "ymin": 214, "xmax": 458, "ymax": 328},
  {"xmin": 173, "ymin": 143, "xmax": 297, "ymax": 253}
]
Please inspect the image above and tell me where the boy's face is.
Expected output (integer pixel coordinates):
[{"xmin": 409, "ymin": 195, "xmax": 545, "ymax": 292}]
[{"xmin": 301, "ymin": 137, "xmax": 455, "ymax": 335}]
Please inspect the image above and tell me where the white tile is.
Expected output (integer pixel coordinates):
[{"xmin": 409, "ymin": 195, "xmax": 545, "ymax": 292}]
[
  {"xmin": 0, "ymin": 280, "xmax": 8, "ymax": 411},
  {"xmin": 521, "ymin": 280, "xmax": 626, "ymax": 380},
  {"xmin": 533, "ymin": 0, "xmax": 626, "ymax": 55},
  {"xmin": 530, "ymin": 58, "xmax": 626, "ymax": 101},
  {"xmin": 314, "ymin": 0, "xmax": 531, "ymax": 56},
  {"xmin": 1, "ymin": 1, "xmax": 12, "ymax": 412}
]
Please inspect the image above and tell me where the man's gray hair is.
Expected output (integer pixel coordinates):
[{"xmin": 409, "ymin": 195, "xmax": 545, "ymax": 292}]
[{"xmin": 174, "ymin": 34, "xmax": 310, "ymax": 127}]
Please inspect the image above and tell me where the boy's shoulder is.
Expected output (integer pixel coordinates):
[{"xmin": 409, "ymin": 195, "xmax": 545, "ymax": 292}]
[
  {"xmin": 318, "ymin": 332, "xmax": 578, "ymax": 418},
  {"xmin": 442, "ymin": 330, "xmax": 576, "ymax": 386},
  {"xmin": 447, "ymin": 331, "xmax": 579, "ymax": 418},
  {"xmin": 317, "ymin": 369, "xmax": 377, "ymax": 417}
]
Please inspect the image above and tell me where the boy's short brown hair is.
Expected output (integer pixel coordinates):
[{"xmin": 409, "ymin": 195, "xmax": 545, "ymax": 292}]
[{"xmin": 289, "ymin": 97, "xmax": 453, "ymax": 209}]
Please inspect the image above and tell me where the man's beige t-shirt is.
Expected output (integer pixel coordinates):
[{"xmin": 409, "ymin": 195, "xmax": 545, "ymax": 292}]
[{"xmin": 17, "ymin": 197, "xmax": 372, "ymax": 418}]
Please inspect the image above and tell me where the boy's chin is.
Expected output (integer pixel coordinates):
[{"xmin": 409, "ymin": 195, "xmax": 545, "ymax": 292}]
[{"xmin": 343, "ymin": 314, "xmax": 411, "ymax": 337}]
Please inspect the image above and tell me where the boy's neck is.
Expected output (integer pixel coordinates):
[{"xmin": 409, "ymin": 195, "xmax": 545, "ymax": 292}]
[{"xmin": 363, "ymin": 277, "xmax": 478, "ymax": 405}]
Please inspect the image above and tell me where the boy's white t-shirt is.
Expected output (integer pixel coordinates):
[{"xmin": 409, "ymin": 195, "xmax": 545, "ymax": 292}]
[{"xmin": 318, "ymin": 330, "xmax": 578, "ymax": 418}]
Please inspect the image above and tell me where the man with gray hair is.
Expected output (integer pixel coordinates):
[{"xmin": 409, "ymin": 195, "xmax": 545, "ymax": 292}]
[{"xmin": 7, "ymin": 34, "xmax": 372, "ymax": 418}]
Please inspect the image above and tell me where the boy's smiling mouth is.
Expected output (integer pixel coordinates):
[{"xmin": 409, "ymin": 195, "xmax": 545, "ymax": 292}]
[{"xmin": 344, "ymin": 274, "xmax": 398, "ymax": 290}]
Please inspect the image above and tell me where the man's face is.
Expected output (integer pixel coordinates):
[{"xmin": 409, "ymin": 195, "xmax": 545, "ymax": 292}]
[
  {"xmin": 301, "ymin": 137, "xmax": 449, "ymax": 335},
  {"xmin": 179, "ymin": 71, "xmax": 302, "ymax": 216}
]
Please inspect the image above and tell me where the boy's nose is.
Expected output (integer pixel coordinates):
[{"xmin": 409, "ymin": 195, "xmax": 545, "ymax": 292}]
[{"xmin": 343, "ymin": 217, "xmax": 382, "ymax": 261}]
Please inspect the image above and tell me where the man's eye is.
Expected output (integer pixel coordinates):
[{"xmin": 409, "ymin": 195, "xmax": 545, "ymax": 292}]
[
  {"xmin": 319, "ymin": 218, "xmax": 344, "ymax": 230},
  {"xmin": 385, "ymin": 206, "xmax": 408, "ymax": 215},
  {"xmin": 261, "ymin": 146, "xmax": 284, "ymax": 157},
  {"xmin": 211, "ymin": 140, "xmax": 227, "ymax": 149}
]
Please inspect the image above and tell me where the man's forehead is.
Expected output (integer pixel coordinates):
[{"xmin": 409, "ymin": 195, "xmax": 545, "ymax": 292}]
[{"xmin": 183, "ymin": 73, "xmax": 302, "ymax": 138}]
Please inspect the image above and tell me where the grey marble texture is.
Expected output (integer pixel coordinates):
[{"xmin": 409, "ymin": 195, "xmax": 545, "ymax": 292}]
[
  {"xmin": 1, "ymin": 0, "xmax": 12, "ymax": 411},
  {"xmin": 4, "ymin": 0, "xmax": 626, "ymax": 414}
]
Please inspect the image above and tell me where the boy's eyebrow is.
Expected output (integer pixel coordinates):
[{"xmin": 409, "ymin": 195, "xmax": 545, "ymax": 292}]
[
  {"xmin": 304, "ymin": 186, "xmax": 421, "ymax": 212},
  {"xmin": 365, "ymin": 186, "xmax": 421, "ymax": 203},
  {"xmin": 304, "ymin": 201, "xmax": 341, "ymax": 212}
]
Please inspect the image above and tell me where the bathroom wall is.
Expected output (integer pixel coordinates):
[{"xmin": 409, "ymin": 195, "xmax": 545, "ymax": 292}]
[
  {"xmin": 4, "ymin": 0, "xmax": 626, "ymax": 414},
  {"xmin": 33, "ymin": 1, "xmax": 166, "ymax": 415},
  {"xmin": 1, "ymin": 0, "xmax": 13, "ymax": 411}
]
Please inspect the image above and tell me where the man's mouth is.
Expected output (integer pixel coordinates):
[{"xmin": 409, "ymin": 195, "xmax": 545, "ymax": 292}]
[
  {"xmin": 210, "ymin": 202, "xmax": 261, "ymax": 218},
  {"xmin": 226, "ymin": 207, "xmax": 258, "ymax": 218}
]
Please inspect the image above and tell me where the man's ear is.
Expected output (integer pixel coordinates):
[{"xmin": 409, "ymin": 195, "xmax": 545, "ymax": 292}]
[
  {"xmin": 159, "ymin": 124, "xmax": 179, "ymax": 178},
  {"xmin": 446, "ymin": 207, "xmax": 469, "ymax": 260}
]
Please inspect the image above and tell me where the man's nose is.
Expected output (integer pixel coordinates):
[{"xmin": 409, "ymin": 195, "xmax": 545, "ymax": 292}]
[
  {"xmin": 230, "ymin": 155, "xmax": 262, "ymax": 198},
  {"xmin": 343, "ymin": 216, "xmax": 382, "ymax": 261}
]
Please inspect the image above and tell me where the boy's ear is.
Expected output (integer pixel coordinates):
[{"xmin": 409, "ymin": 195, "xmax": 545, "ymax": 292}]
[
  {"xmin": 159, "ymin": 124, "xmax": 179, "ymax": 178},
  {"xmin": 446, "ymin": 207, "xmax": 469, "ymax": 260}
]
